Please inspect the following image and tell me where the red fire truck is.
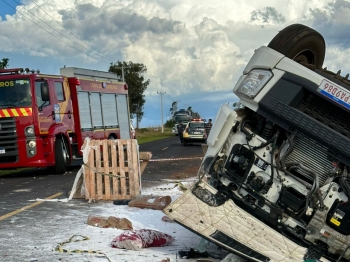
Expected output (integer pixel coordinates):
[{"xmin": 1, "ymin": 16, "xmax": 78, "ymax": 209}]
[{"xmin": 0, "ymin": 67, "xmax": 132, "ymax": 174}]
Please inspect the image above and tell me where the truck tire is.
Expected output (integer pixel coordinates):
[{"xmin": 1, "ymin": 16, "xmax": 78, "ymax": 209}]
[
  {"xmin": 54, "ymin": 138, "xmax": 68, "ymax": 174},
  {"xmin": 267, "ymin": 24, "xmax": 325, "ymax": 68}
]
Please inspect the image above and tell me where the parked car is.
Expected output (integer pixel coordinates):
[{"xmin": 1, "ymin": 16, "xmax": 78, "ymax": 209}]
[{"xmin": 182, "ymin": 119, "xmax": 207, "ymax": 146}]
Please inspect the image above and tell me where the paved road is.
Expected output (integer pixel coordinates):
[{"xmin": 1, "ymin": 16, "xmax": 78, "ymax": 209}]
[
  {"xmin": 140, "ymin": 136, "xmax": 204, "ymax": 187},
  {"xmin": 0, "ymin": 136, "xmax": 204, "ymax": 219},
  {"xmin": 0, "ymin": 137, "xmax": 205, "ymax": 261}
]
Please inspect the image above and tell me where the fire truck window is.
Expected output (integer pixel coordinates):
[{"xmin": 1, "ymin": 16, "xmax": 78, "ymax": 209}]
[
  {"xmin": 35, "ymin": 81, "xmax": 50, "ymax": 107},
  {"xmin": 55, "ymin": 82, "xmax": 65, "ymax": 101}
]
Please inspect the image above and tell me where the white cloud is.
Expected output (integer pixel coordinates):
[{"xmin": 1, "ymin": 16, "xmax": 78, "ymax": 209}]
[{"xmin": 1, "ymin": 0, "xmax": 350, "ymax": 126}]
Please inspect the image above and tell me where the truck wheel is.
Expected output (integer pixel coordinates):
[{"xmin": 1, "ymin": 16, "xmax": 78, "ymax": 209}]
[
  {"xmin": 267, "ymin": 24, "xmax": 325, "ymax": 68},
  {"xmin": 54, "ymin": 138, "xmax": 68, "ymax": 174}
]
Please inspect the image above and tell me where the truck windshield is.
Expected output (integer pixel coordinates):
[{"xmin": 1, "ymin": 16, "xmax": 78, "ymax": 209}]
[
  {"xmin": 0, "ymin": 79, "xmax": 31, "ymax": 108},
  {"xmin": 174, "ymin": 115, "xmax": 190, "ymax": 123}
]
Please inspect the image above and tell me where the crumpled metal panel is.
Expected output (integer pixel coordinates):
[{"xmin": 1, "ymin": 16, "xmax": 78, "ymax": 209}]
[{"xmin": 163, "ymin": 182, "xmax": 331, "ymax": 262}]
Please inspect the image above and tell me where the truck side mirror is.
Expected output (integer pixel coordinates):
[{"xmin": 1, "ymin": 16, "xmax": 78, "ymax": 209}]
[{"xmin": 40, "ymin": 82, "xmax": 50, "ymax": 102}]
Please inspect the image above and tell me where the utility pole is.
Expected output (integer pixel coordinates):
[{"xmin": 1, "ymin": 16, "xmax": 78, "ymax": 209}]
[
  {"xmin": 157, "ymin": 91, "xmax": 166, "ymax": 133},
  {"xmin": 111, "ymin": 65, "xmax": 130, "ymax": 82}
]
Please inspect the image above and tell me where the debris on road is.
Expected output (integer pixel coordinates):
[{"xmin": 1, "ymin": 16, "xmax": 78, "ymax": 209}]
[
  {"xmin": 178, "ymin": 248, "xmax": 209, "ymax": 259},
  {"xmin": 87, "ymin": 215, "xmax": 133, "ymax": 229},
  {"xmin": 128, "ymin": 194, "xmax": 172, "ymax": 210},
  {"xmin": 161, "ymin": 215, "xmax": 175, "ymax": 223},
  {"xmin": 55, "ymin": 234, "xmax": 112, "ymax": 262},
  {"xmin": 111, "ymin": 229, "xmax": 175, "ymax": 250}
]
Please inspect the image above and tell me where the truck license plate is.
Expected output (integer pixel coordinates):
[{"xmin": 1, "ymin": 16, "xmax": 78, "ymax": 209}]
[
  {"xmin": 318, "ymin": 79, "xmax": 350, "ymax": 110},
  {"xmin": 0, "ymin": 148, "xmax": 5, "ymax": 154},
  {"xmin": 194, "ymin": 132, "xmax": 201, "ymax": 135}
]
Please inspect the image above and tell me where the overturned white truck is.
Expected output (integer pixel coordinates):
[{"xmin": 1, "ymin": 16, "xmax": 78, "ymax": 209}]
[{"xmin": 164, "ymin": 24, "xmax": 350, "ymax": 261}]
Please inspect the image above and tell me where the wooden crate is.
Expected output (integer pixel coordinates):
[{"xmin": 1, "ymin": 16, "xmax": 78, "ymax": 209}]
[{"xmin": 84, "ymin": 139, "xmax": 141, "ymax": 201}]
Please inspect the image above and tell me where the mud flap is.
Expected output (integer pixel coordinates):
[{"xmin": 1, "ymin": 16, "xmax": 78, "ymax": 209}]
[{"xmin": 163, "ymin": 181, "xmax": 331, "ymax": 262}]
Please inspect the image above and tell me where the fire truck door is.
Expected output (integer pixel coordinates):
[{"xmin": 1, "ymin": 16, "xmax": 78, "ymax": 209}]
[
  {"xmin": 35, "ymin": 79, "xmax": 55, "ymax": 134},
  {"xmin": 54, "ymin": 78, "xmax": 73, "ymax": 130},
  {"xmin": 117, "ymin": 94, "xmax": 131, "ymax": 139}
]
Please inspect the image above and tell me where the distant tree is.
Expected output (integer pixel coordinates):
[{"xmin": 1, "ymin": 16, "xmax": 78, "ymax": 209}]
[
  {"xmin": 109, "ymin": 61, "xmax": 150, "ymax": 127},
  {"xmin": 187, "ymin": 106, "xmax": 192, "ymax": 114},
  {"xmin": 169, "ymin": 101, "xmax": 179, "ymax": 120},
  {"xmin": 164, "ymin": 119, "xmax": 175, "ymax": 128},
  {"xmin": 0, "ymin": 58, "xmax": 9, "ymax": 69}
]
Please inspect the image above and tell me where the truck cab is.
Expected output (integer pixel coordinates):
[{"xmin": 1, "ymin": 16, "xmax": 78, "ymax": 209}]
[{"xmin": 0, "ymin": 67, "xmax": 132, "ymax": 174}]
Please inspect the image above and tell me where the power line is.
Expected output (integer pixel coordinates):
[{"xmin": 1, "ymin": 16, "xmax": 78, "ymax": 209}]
[
  {"xmin": 28, "ymin": 0, "xmax": 114, "ymax": 63},
  {"xmin": 2, "ymin": 0, "xmax": 112, "ymax": 64},
  {"xmin": 10, "ymin": 0, "xmax": 111, "ymax": 63}
]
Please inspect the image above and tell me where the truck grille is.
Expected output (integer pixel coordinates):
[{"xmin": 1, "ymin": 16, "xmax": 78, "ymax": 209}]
[
  {"xmin": 297, "ymin": 93, "xmax": 350, "ymax": 139},
  {"xmin": 0, "ymin": 117, "xmax": 18, "ymax": 163}
]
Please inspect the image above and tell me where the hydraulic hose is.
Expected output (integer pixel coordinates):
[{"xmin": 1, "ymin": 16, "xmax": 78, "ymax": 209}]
[
  {"xmin": 241, "ymin": 118, "xmax": 255, "ymax": 141},
  {"xmin": 280, "ymin": 131, "xmax": 294, "ymax": 170},
  {"xmin": 286, "ymin": 161, "xmax": 323, "ymax": 216}
]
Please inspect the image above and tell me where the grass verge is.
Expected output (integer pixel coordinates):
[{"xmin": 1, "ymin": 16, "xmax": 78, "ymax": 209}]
[{"xmin": 136, "ymin": 127, "xmax": 173, "ymax": 144}]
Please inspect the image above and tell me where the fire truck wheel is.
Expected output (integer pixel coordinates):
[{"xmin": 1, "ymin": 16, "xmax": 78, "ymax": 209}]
[
  {"xmin": 267, "ymin": 24, "xmax": 325, "ymax": 68},
  {"xmin": 54, "ymin": 138, "xmax": 68, "ymax": 174}
]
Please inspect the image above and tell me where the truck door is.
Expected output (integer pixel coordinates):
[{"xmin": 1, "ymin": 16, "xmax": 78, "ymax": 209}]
[
  {"xmin": 53, "ymin": 78, "xmax": 74, "ymax": 131},
  {"xmin": 35, "ymin": 79, "xmax": 55, "ymax": 134},
  {"xmin": 117, "ymin": 94, "xmax": 131, "ymax": 139}
]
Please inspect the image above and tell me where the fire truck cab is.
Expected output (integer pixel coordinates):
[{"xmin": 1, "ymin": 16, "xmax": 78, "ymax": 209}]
[{"xmin": 0, "ymin": 67, "xmax": 132, "ymax": 174}]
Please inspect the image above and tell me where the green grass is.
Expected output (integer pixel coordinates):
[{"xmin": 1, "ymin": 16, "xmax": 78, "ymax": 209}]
[{"xmin": 136, "ymin": 127, "xmax": 173, "ymax": 144}]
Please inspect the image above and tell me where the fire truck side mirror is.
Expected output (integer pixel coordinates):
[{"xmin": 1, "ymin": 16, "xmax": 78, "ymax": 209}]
[{"xmin": 40, "ymin": 82, "xmax": 50, "ymax": 102}]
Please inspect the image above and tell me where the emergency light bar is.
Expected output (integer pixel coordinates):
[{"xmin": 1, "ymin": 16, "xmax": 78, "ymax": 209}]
[
  {"xmin": 0, "ymin": 68, "xmax": 40, "ymax": 75},
  {"xmin": 0, "ymin": 68, "xmax": 24, "ymax": 75}
]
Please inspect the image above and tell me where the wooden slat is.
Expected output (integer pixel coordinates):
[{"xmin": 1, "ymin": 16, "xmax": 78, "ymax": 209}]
[
  {"xmin": 102, "ymin": 139, "xmax": 111, "ymax": 200},
  {"xmin": 126, "ymin": 140, "xmax": 134, "ymax": 198},
  {"xmin": 88, "ymin": 140, "xmax": 96, "ymax": 201},
  {"xmin": 110, "ymin": 140, "xmax": 118, "ymax": 199},
  {"xmin": 139, "ymin": 151, "xmax": 152, "ymax": 175},
  {"xmin": 83, "ymin": 141, "xmax": 91, "ymax": 199},
  {"xmin": 118, "ymin": 140, "xmax": 126, "ymax": 199},
  {"xmin": 139, "ymin": 151, "xmax": 152, "ymax": 160},
  {"xmin": 131, "ymin": 140, "xmax": 140, "ymax": 198},
  {"xmin": 95, "ymin": 141, "xmax": 103, "ymax": 200}
]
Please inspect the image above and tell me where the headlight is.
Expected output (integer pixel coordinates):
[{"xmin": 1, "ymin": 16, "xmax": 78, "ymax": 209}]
[
  {"xmin": 28, "ymin": 140, "xmax": 36, "ymax": 148},
  {"xmin": 236, "ymin": 69, "xmax": 273, "ymax": 98},
  {"xmin": 26, "ymin": 127, "xmax": 34, "ymax": 135}
]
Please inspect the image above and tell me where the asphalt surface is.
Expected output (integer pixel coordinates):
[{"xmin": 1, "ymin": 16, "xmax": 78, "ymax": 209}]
[
  {"xmin": 0, "ymin": 135, "xmax": 204, "ymax": 227},
  {"xmin": 0, "ymin": 136, "xmax": 205, "ymax": 261}
]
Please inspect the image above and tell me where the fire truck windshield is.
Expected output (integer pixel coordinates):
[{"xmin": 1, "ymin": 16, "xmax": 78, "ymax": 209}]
[{"xmin": 0, "ymin": 79, "xmax": 31, "ymax": 108}]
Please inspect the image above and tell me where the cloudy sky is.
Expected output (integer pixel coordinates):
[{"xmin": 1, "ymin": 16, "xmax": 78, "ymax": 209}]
[{"xmin": 0, "ymin": 0, "xmax": 350, "ymax": 127}]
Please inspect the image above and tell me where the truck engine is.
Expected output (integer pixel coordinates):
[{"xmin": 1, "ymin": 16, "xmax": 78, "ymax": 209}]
[
  {"xmin": 164, "ymin": 24, "xmax": 350, "ymax": 261},
  {"xmin": 206, "ymin": 24, "xmax": 350, "ymax": 261}
]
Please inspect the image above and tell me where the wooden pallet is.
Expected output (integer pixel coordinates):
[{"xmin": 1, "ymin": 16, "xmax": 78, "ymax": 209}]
[{"xmin": 82, "ymin": 139, "xmax": 151, "ymax": 201}]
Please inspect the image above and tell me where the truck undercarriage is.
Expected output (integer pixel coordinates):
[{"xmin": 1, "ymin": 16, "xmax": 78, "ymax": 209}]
[{"xmin": 164, "ymin": 24, "xmax": 350, "ymax": 261}]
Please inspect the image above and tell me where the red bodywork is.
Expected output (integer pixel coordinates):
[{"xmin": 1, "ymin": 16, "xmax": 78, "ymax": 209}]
[{"xmin": 0, "ymin": 68, "xmax": 129, "ymax": 169}]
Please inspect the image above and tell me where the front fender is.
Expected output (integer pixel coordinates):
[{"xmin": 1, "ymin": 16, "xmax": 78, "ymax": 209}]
[{"xmin": 45, "ymin": 123, "xmax": 71, "ymax": 164}]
